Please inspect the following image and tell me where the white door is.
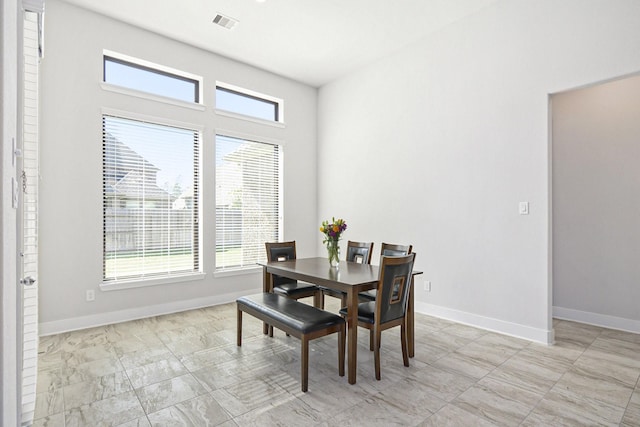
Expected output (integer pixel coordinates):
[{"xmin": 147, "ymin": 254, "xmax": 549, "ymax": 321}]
[{"xmin": 19, "ymin": 4, "xmax": 42, "ymax": 425}]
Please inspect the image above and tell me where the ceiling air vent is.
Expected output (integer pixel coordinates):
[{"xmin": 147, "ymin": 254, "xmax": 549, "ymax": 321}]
[{"xmin": 212, "ymin": 13, "xmax": 238, "ymax": 30}]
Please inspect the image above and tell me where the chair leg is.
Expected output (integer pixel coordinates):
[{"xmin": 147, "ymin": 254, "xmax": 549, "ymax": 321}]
[
  {"xmin": 269, "ymin": 325, "xmax": 274, "ymax": 337},
  {"xmin": 301, "ymin": 336, "xmax": 309, "ymax": 392},
  {"xmin": 338, "ymin": 324, "xmax": 345, "ymax": 377},
  {"xmin": 400, "ymin": 321, "xmax": 409, "ymax": 367},
  {"xmin": 369, "ymin": 329, "xmax": 374, "ymax": 351},
  {"xmin": 340, "ymin": 294, "xmax": 348, "ymax": 309},
  {"xmin": 374, "ymin": 328, "xmax": 382, "ymax": 380},
  {"xmin": 237, "ymin": 308, "xmax": 242, "ymax": 346}
]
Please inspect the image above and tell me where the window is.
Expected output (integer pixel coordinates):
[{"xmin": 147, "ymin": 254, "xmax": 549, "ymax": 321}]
[
  {"xmin": 102, "ymin": 115, "xmax": 200, "ymax": 283},
  {"xmin": 103, "ymin": 52, "xmax": 201, "ymax": 103},
  {"xmin": 215, "ymin": 134, "xmax": 282, "ymax": 271},
  {"xmin": 216, "ymin": 83, "xmax": 282, "ymax": 122}
]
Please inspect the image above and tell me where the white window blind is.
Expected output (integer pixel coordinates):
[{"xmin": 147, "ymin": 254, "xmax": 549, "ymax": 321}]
[
  {"xmin": 21, "ymin": 9, "xmax": 42, "ymax": 426},
  {"xmin": 215, "ymin": 134, "xmax": 281, "ymax": 271},
  {"xmin": 102, "ymin": 115, "xmax": 200, "ymax": 282}
]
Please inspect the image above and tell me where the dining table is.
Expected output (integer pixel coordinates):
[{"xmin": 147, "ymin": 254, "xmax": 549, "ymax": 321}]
[{"xmin": 257, "ymin": 257, "xmax": 422, "ymax": 385}]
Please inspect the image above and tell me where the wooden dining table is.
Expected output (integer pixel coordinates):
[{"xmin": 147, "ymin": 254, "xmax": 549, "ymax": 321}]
[{"xmin": 257, "ymin": 257, "xmax": 422, "ymax": 384}]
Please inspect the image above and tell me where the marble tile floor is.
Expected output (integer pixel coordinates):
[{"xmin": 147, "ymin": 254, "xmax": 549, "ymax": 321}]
[{"xmin": 34, "ymin": 297, "xmax": 640, "ymax": 426}]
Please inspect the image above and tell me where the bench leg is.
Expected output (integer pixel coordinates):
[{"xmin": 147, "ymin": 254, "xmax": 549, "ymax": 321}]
[
  {"xmin": 338, "ymin": 324, "xmax": 345, "ymax": 377},
  {"xmin": 237, "ymin": 308, "xmax": 242, "ymax": 346},
  {"xmin": 301, "ymin": 336, "xmax": 309, "ymax": 392}
]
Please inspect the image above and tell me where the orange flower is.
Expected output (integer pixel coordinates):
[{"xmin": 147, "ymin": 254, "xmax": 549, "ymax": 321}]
[{"xmin": 332, "ymin": 225, "xmax": 339, "ymax": 232}]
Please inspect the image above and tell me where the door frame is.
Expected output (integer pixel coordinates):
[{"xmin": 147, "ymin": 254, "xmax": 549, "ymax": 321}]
[{"xmin": 1, "ymin": 0, "xmax": 21, "ymax": 425}]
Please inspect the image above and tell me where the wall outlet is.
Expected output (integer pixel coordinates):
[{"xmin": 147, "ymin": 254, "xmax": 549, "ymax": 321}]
[
  {"xmin": 86, "ymin": 290, "xmax": 95, "ymax": 302},
  {"xmin": 423, "ymin": 280, "xmax": 431, "ymax": 292}
]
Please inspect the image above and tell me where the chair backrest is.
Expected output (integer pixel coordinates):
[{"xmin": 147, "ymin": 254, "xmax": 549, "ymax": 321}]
[
  {"xmin": 375, "ymin": 253, "xmax": 416, "ymax": 324},
  {"xmin": 380, "ymin": 242, "xmax": 413, "ymax": 257},
  {"xmin": 346, "ymin": 241, "xmax": 374, "ymax": 264},
  {"xmin": 265, "ymin": 241, "xmax": 297, "ymax": 286}
]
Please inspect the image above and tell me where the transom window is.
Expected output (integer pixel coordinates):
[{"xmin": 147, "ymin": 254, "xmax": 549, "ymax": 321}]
[
  {"xmin": 216, "ymin": 83, "xmax": 282, "ymax": 122},
  {"xmin": 102, "ymin": 115, "xmax": 201, "ymax": 283},
  {"xmin": 103, "ymin": 52, "xmax": 201, "ymax": 103},
  {"xmin": 215, "ymin": 134, "xmax": 282, "ymax": 271}
]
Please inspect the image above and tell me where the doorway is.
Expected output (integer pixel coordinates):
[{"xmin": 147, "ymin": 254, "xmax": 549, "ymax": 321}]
[{"xmin": 551, "ymin": 73, "xmax": 640, "ymax": 332}]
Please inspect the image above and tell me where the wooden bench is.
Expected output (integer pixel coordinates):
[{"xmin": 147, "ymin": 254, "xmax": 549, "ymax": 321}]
[{"xmin": 237, "ymin": 293, "xmax": 345, "ymax": 392}]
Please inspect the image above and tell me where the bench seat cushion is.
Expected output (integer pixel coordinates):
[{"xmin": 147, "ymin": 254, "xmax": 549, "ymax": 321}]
[{"xmin": 238, "ymin": 293, "xmax": 344, "ymax": 334}]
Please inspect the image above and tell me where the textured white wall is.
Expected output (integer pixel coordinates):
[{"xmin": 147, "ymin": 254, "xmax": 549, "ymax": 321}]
[
  {"xmin": 553, "ymin": 74, "xmax": 640, "ymax": 329},
  {"xmin": 318, "ymin": 0, "xmax": 640, "ymax": 342},
  {"xmin": 38, "ymin": 0, "xmax": 317, "ymax": 332}
]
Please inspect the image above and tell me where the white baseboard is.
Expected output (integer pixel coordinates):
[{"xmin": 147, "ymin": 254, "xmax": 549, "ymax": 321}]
[
  {"xmin": 553, "ymin": 306, "xmax": 640, "ymax": 334},
  {"xmin": 39, "ymin": 288, "xmax": 259, "ymax": 336},
  {"xmin": 415, "ymin": 301, "xmax": 554, "ymax": 345}
]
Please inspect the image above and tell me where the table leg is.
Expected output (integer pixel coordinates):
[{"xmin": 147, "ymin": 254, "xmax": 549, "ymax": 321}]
[
  {"xmin": 347, "ymin": 289, "xmax": 358, "ymax": 384},
  {"xmin": 262, "ymin": 266, "xmax": 271, "ymax": 335},
  {"xmin": 408, "ymin": 276, "xmax": 415, "ymax": 358}
]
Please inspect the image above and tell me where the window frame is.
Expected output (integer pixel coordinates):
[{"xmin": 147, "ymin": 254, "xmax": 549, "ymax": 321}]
[
  {"xmin": 215, "ymin": 81, "xmax": 285, "ymax": 126},
  {"xmin": 102, "ymin": 50, "xmax": 204, "ymax": 107},
  {"xmin": 100, "ymin": 108, "xmax": 205, "ymax": 290}
]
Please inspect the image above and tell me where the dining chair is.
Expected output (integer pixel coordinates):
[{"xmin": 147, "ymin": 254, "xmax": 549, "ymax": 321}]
[
  {"xmin": 320, "ymin": 241, "xmax": 374, "ymax": 309},
  {"xmin": 265, "ymin": 241, "xmax": 322, "ymax": 306},
  {"xmin": 359, "ymin": 242, "xmax": 413, "ymax": 302},
  {"xmin": 339, "ymin": 253, "xmax": 416, "ymax": 380}
]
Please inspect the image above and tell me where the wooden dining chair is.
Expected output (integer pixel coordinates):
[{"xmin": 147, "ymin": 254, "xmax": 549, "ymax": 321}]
[
  {"xmin": 265, "ymin": 241, "xmax": 322, "ymax": 306},
  {"xmin": 359, "ymin": 242, "xmax": 412, "ymax": 302},
  {"xmin": 320, "ymin": 241, "xmax": 374, "ymax": 309},
  {"xmin": 339, "ymin": 253, "xmax": 416, "ymax": 380}
]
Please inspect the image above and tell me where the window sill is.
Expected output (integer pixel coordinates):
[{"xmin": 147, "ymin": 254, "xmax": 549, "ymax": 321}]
[
  {"xmin": 101, "ymin": 83, "xmax": 206, "ymax": 111},
  {"xmin": 213, "ymin": 265, "xmax": 261, "ymax": 278},
  {"xmin": 215, "ymin": 109, "xmax": 285, "ymax": 128},
  {"xmin": 100, "ymin": 272, "xmax": 206, "ymax": 292}
]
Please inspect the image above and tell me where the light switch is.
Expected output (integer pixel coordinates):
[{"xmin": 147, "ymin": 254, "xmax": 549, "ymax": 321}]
[{"xmin": 519, "ymin": 201, "xmax": 529, "ymax": 215}]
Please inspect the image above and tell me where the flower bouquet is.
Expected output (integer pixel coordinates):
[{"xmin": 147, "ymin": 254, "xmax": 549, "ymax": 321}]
[{"xmin": 320, "ymin": 217, "xmax": 347, "ymax": 267}]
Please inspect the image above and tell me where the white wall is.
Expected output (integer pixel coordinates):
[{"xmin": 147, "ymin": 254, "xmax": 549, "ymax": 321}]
[
  {"xmin": 553, "ymin": 74, "xmax": 640, "ymax": 332},
  {"xmin": 39, "ymin": 0, "xmax": 317, "ymax": 333},
  {"xmin": 318, "ymin": 0, "xmax": 640, "ymax": 343}
]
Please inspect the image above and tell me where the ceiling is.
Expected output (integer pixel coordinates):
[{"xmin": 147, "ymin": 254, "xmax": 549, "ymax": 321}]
[{"xmin": 61, "ymin": 0, "xmax": 500, "ymax": 87}]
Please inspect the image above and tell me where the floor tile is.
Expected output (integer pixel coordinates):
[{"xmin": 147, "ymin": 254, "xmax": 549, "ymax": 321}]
[
  {"xmin": 34, "ymin": 387, "xmax": 63, "ymax": 420},
  {"xmin": 63, "ymin": 371, "xmax": 133, "ymax": 409},
  {"xmin": 417, "ymin": 403, "xmax": 500, "ymax": 426},
  {"xmin": 553, "ymin": 365, "xmax": 634, "ymax": 408},
  {"xmin": 32, "ymin": 412, "xmax": 65, "ymax": 427},
  {"xmin": 126, "ymin": 356, "xmax": 188, "ymax": 389},
  {"xmin": 135, "ymin": 373, "xmax": 207, "ymax": 415},
  {"xmin": 147, "ymin": 393, "xmax": 232, "ymax": 426},
  {"xmin": 64, "ymin": 390, "xmax": 145, "ymax": 427},
  {"xmin": 522, "ymin": 386, "xmax": 625, "ymax": 426},
  {"xmin": 452, "ymin": 376, "xmax": 545, "ymax": 426}
]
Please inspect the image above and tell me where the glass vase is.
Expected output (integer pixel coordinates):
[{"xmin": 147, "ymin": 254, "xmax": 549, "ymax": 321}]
[{"xmin": 326, "ymin": 239, "xmax": 340, "ymax": 268}]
